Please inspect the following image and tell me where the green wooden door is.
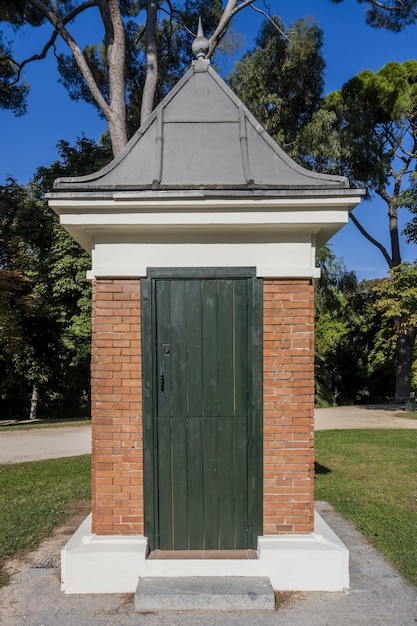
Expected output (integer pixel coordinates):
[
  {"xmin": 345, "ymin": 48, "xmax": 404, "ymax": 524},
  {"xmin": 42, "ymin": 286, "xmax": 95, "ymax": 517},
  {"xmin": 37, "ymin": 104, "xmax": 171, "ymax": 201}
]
[{"xmin": 142, "ymin": 270, "xmax": 262, "ymax": 551}]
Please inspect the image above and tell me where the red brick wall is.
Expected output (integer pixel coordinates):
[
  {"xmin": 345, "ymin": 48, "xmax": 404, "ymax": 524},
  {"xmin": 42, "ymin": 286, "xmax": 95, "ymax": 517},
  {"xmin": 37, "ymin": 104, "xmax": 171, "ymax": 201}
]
[
  {"xmin": 91, "ymin": 279, "xmax": 143, "ymax": 535},
  {"xmin": 263, "ymin": 279, "xmax": 315, "ymax": 534}
]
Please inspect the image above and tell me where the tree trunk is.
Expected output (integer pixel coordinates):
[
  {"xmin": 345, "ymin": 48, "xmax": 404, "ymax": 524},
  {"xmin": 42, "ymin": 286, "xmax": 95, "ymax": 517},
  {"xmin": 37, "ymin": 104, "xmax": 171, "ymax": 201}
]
[
  {"xmin": 394, "ymin": 325, "xmax": 417, "ymax": 403},
  {"xmin": 141, "ymin": 0, "xmax": 158, "ymax": 124},
  {"xmin": 98, "ymin": 0, "xmax": 128, "ymax": 155},
  {"xmin": 29, "ymin": 383, "xmax": 38, "ymax": 420}
]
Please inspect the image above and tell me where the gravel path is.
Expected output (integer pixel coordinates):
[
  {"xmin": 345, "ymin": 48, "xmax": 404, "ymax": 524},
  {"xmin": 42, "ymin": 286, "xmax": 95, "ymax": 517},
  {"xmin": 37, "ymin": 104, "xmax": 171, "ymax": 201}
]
[
  {"xmin": 314, "ymin": 405, "xmax": 417, "ymax": 430},
  {"xmin": 0, "ymin": 425, "xmax": 91, "ymax": 464}
]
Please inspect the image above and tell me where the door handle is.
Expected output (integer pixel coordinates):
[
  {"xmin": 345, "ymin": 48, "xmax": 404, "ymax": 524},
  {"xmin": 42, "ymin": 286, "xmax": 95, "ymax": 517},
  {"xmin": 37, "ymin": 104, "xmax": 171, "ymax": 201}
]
[{"xmin": 160, "ymin": 369, "xmax": 165, "ymax": 393}]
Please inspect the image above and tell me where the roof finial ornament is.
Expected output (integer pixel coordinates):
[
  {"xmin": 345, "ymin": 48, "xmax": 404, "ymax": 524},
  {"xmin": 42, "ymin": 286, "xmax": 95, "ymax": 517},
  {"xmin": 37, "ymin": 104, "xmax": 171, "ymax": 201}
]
[{"xmin": 192, "ymin": 17, "xmax": 209, "ymax": 60}]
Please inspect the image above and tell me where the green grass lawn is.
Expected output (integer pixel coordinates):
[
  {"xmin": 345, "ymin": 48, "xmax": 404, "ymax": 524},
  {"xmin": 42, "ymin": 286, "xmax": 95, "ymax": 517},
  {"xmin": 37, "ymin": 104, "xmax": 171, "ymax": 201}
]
[
  {"xmin": 1, "ymin": 430, "xmax": 416, "ymax": 590},
  {"xmin": 397, "ymin": 411, "xmax": 417, "ymax": 420},
  {"xmin": 315, "ymin": 429, "xmax": 417, "ymax": 587},
  {"xmin": 0, "ymin": 455, "xmax": 91, "ymax": 586}
]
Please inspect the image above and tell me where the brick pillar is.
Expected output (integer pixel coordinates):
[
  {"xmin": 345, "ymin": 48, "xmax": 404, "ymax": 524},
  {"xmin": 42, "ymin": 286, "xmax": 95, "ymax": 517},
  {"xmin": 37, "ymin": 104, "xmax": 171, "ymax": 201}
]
[
  {"xmin": 91, "ymin": 278, "xmax": 143, "ymax": 535},
  {"xmin": 263, "ymin": 279, "xmax": 315, "ymax": 534}
]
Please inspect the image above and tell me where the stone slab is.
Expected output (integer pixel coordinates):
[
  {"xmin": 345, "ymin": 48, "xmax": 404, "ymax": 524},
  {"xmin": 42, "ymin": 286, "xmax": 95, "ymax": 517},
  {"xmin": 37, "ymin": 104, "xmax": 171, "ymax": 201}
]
[{"xmin": 134, "ymin": 576, "xmax": 275, "ymax": 612}]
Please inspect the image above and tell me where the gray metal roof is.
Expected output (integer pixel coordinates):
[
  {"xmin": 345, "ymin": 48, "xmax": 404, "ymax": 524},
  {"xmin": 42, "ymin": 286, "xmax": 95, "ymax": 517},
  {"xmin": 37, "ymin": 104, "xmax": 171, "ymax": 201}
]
[{"xmin": 53, "ymin": 59, "xmax": 351, "ymax": 194}]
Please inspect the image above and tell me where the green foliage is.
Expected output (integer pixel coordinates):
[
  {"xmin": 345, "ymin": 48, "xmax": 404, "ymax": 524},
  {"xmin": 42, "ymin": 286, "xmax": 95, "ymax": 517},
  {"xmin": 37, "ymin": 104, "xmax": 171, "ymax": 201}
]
[
  {"xmin": 316, "ymin": 429, "xmax": 417, "ymax": 587},
  {"xmin": 371, "ymin": 263, "xmax": 417, "ymax": 333},
  {"xmin": 315, "ymin": 246, "xmax": 395, "ymax": 406},
  {"xmin": 0, "ymin": 0, "xmax": 44, "ymax": 27},
  {"xmin": 368, "ymin": 264, "xmax": 417, "ymax": 393},
  {"xmin": 402, "ymin": 172, "xmax": 417, "ymax": 244},
  {"xmin": 0, "ymin": 33, "xmax": 29, "ymax": 115},
  {"xmin": 300, "ymin": 60, "xmax": 417, "ymax": 192},
  {"xmin": 0, "ymin": 179, "xmax": 55, "ymax": 417},
  {"xmin": 227, "ymin": 16, "xmax": 325, "ymax": 148},
  {"xmin": 0, "ymin": 137, "xmax": 112, "ymax": 419}
]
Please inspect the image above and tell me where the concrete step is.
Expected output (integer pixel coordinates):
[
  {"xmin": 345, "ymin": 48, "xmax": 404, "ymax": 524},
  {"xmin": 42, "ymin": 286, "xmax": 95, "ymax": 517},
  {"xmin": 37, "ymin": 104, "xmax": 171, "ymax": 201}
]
[{"xmin": 134, "ymin": 576, "xmax": 275, "ymax": 612}]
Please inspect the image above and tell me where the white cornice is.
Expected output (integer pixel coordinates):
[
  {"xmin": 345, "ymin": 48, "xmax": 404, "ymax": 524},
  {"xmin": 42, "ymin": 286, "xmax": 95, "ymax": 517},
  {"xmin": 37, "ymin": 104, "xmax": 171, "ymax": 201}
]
[{"xmin": 48, "ymin": 195, "xmax": 363, "ymax": 213}]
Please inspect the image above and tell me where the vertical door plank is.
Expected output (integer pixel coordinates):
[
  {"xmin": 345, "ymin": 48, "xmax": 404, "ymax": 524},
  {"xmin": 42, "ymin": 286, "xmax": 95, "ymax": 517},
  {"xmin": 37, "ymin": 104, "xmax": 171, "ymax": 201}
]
[
  {"xmin": 157, "ymin": 418, "xmax": 173, "ymax": 549},
  {"xmin": 185, "ymin": 280, "xmax": 203, "ymax": 418},
  {"xmin": 170, "ymin": 281, "xmax": 187, "ymax": 418},
  {"xmin": 218, "ymin": 417, "xmax": 235, "ymax": 548},
  {"xmin": 234, "ymin": 416, "xmax": 248, "ymax": 547},
  {"xmin": 233, "ymin": 280, "xmax": 248, "ymax": 417},
  {"xmin": 217, "ymin": 280, "xmax": 234, "ymax": 417},
  {"xmin": 202, "ymin": 417, "xmax": 219, "ymax": 549},
  {"xmin": 201, "ymin": 280, "xmax": 218, "ymax": 417},
  {"xmin": 171, "ymin": 418, "xmax": 188, "ymax": 549},
  {"xmin": 187, "ymin": 418, "xmax": 204, "ymax": 549},
  {"xmin": 156, "ymin": 281, "xmax": 171, "ymax": 419}
]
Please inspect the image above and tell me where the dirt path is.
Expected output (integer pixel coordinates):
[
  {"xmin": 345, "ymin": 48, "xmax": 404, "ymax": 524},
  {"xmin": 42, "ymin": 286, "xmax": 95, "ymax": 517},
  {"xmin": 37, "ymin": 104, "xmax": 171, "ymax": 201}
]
[
  {"xmin": 0, "ymin": 425, "xmax": 91, "ymax": 464},
  {"xmin": 314, "ymin": 405, "xmax": 417, "ymax": 430}
]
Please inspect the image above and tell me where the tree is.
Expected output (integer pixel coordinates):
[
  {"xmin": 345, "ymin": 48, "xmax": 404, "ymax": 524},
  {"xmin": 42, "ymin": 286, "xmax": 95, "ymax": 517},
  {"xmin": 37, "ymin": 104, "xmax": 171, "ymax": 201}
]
[
  {"xmin": 0, "ymin": 177, "xmax": 58, "ymax": 419},
  {"xmin": 227, "ymin": 15, "xmax": 325, "ymax": 150},
  {"xmin": 315, "ymin": 246, "xmax": 396, "ymax": 406},
  {"xmin": 298, "ymin": 60, "xmax": 417, "ymax": 401},
  {"xmin": 330, "ymin": 0, "xmax": 417, "ymax": 32},
  {"xmin": 0, "ymin": 180, "xmax": 34, "ymax": 363},
  {"xmin": 0, "ymin": 0, "xmax": 257, "ymax": 156},
  {"xmin": 315, "ymin": 246, "xmax": 360, "ymax": 406},
  {"xmin": 0, "ymin": 137, "xmax": 111, "ymax": 420},
  {"xmin": 370, "ymin": 263, "xmax": 417, "ymax": 397}
]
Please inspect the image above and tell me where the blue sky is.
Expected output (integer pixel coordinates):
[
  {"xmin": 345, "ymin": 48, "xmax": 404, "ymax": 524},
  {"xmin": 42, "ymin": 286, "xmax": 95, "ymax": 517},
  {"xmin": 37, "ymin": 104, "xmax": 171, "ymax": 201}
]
[{"xmin": 1, "ymin": 0, "xmax": 416, "ymax": 280}]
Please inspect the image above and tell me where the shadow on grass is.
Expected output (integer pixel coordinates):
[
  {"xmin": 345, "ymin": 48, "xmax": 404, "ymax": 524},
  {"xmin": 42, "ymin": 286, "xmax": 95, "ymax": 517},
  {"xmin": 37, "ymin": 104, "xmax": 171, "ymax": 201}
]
[{"xmin": 315, "ymin": 461, "xmax": 331, "ymax": 475}]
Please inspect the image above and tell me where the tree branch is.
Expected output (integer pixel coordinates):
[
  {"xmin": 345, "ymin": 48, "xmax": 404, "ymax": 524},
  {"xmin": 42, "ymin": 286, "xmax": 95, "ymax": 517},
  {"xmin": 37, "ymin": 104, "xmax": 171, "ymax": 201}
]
[
  {"xmin": 208, "ymin": 0, "xmax": 256, "ymax": 58},
  {"xmin": 161, "ymin": 1, "xmax": 195, "ymax": 37},
  {"xmin": 349, "ymin": 212, "xmax": 393, "ymax": 268},
  {"xmin": 11, "ymin": 1, "xmax": 97, "ymax": 85},
  {"xmin": 26, "ymin": 0, "xmax": 111, "ymax": 119},
  {"xmin": 367, "ymin": 0, "xmax": 417, "ymax": 17},
  {"xmin": 249, "ymin": 4, "xmax": 292, "ymax": 42}
]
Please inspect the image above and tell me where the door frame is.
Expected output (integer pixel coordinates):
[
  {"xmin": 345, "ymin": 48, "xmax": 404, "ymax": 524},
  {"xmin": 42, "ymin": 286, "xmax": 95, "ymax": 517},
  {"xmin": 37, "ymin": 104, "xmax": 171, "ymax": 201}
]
[{"xmin": 141, "ymin": 267, "xmax": 263, "ymax": 550}]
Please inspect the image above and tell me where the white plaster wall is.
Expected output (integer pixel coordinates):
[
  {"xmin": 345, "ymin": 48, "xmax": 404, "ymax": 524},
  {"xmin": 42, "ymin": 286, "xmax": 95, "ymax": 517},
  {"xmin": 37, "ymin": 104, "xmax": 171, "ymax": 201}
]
[{"xmin": 89, "ymin": 238, "xmax": 319, "ymax": 278}]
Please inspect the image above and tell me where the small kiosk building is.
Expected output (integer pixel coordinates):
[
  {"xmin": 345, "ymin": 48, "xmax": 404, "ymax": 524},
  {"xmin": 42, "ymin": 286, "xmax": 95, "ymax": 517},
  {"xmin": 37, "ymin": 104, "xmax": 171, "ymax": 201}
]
[{"xmin": 48, "ymin": 41, "xmax": 363, "ymax": 595}]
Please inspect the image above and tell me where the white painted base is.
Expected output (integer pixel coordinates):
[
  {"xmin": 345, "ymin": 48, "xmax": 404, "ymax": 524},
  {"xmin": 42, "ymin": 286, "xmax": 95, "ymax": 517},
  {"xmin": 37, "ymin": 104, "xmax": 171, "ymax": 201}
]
[
  {"xmin": 60, "ymin": 515, "xmax": 148, "ymax": 594},
  {"xmin": 257, "ymin": 511, "xmax": 349, "ymax": 591},
  {"xmin": 60, "ymin": 511, "xmax": 349, "ymax": 594}
]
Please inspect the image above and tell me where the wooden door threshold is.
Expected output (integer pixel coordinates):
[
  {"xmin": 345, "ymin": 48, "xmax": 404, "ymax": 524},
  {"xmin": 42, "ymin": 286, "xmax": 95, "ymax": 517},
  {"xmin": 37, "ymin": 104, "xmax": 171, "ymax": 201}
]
[{"xmin": 147, "ymin": 550, "xmax": 258, "ymax": 560}]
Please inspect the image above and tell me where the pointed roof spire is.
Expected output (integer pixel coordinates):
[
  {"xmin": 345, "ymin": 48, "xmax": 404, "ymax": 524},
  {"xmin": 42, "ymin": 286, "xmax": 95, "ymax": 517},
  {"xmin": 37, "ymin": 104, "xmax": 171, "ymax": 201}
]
[{"xmin": 192, "ymin": 17, "xmax": 209, "ymax": 60}]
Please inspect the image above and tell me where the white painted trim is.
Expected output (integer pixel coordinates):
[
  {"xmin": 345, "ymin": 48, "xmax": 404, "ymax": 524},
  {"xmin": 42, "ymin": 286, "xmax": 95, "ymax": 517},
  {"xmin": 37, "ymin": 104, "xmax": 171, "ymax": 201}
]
[
  {"xmin": 86, "ymin": 266, "xmax": 322, "ymax": 280},
  {"xmin": 49, "ymin": 195, "xmax": 363, "ymax": 212},
  {"xmin": 58, "ymin": 211, "xmax": 349, "ymax": 228},
  {"xmin": 61, "ymin": 511, "xmax": 349, "ymax": 594}
]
